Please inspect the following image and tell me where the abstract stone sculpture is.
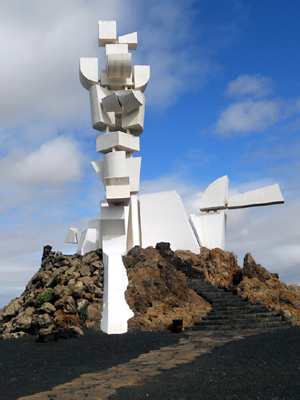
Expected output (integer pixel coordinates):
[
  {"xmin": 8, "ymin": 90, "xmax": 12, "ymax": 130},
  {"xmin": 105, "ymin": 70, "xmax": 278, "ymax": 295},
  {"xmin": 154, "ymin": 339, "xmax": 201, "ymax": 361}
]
[{"xmin": 66, "ymin": 21, "xmax": 284, "ymax": 334}]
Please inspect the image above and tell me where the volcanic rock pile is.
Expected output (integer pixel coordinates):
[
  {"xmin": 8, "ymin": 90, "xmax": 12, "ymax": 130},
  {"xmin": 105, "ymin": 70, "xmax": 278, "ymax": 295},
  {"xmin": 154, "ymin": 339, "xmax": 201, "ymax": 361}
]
[
  {"xmin": 0, "ymin": 246, "xmax": 104, "ymax": 340},
  {"xmin": 1, "ymin": 243, "xmax": 300, "ymax": 340}
]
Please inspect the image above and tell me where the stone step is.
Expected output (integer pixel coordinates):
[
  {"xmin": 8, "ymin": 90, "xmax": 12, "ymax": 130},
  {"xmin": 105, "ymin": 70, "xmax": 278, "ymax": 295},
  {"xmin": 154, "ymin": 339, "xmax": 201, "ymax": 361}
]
[
  {"xmin": 203, "ymin": 314, "xmax": 282, "ymax": 322},
  {"xmin": 190, "ymin": 320, "xmax": 289, "ymax": 331}
]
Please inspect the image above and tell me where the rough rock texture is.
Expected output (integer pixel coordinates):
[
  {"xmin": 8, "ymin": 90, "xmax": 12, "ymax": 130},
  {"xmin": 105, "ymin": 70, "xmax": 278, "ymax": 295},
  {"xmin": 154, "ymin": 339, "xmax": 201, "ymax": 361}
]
[
  {"xmin": 123, "ymin": 246, "xmax": 211, "ymax": 331},
  {"xmin": 174, "ymin": 247, "xmax": 242, "ymax": 286},
  {"xmin": 0, "ymin": 247, "xmax": 104, "ymax": 340},
  {"xmin": 237, "ymin": 253, "xmax": 300, "ymax": 325}
]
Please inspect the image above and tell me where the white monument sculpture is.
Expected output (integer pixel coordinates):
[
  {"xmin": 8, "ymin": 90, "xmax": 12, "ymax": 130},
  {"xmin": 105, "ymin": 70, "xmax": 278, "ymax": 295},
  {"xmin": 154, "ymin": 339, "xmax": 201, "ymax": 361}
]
[{"xmin": 65, "ymin": 21, "xmax": 284, "ymax": 334}]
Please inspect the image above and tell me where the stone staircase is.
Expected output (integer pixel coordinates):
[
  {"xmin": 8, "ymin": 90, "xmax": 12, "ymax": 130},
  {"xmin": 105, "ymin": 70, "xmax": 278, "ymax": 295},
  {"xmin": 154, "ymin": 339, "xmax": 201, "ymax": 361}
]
[{"xmin": 187, "ymin": 279, "xmax": 290, "ymax": 331}]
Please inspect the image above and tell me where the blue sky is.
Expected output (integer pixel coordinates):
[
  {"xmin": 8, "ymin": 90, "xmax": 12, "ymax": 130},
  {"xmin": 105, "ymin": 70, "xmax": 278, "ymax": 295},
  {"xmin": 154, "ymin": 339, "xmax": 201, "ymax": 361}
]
[{"xmin": 0, "ymin": 0, "xmax": 299, "ymax": 307}]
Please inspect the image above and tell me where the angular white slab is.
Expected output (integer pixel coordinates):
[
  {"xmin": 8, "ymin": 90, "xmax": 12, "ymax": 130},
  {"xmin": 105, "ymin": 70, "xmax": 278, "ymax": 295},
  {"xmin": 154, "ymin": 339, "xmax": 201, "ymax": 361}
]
[
  {"xmin": 89, "ymin": 85, "xmax": 115, "ymax": 131},
  {"xmin": 65, "ymin": 228, "xmax": 80, "ymax": 244},
  {"xmin": 190, "ymin": 212, "xmax": 227, "ymax": 250},
  {"xmin": 121, "ymin": 96, "xmax": 145, "ymax": 135},
  {"xmin": 118, "ymin": 32, "xmax": 138, "ymax": 50},
  {"xmin": 98, "ymin": 21, "xmax": 117, "ymax": 47},
  {"xmin": 76, "ymin": 219, "xmax": 101, "ymax": 255},
  {"xmin": 118, "ymin": 89, "xmax": 143, "ymax": 113},
  {"xmin": 140, "ymin": 190, "xmax": 200, "ymax": 253},
  {"xmin": 106, "ymin": 53, "xmax": 132, "ymax": 79},
  {"xmin": 105, "ymin": 43, "xmax": 128, "ymax": 55},
  {"xmin": 79, "ymin": 58, "xmax": 99, "ymax": 90},
  {"xmin": 227, "ymin": 184, "xmax": 284, "ymax": 209},
  {"xmin": 126, "ymin": 157, "xmax": 141, "ymax": 193},
  {"xmin": 127, "ymin": 195, "xmax": 141, "ymax": 251},
  {"xmin": 199, "ymin": 176, "xmax": 229, "ymax": 212},
  {"xmin": 102, "ymin": 92, "xmax": 122, "ymax": 113},
  {"xmin": 133, "ymin": 65, "xmax": 150, "ymax": 92},
  {"xmin": 96, "ymin": 131, "xmax": 140, "ymax": 154}
]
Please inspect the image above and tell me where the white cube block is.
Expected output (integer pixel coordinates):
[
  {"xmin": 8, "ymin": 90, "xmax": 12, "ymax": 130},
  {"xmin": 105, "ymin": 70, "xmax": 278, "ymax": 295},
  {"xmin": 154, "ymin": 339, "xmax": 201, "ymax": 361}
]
[
  {"xmin": 98, "ymin": 21, "xmax": 117, "ymax": 47},
  {"xmin": 96, "ymin": 131, "xmax": 140, "ymax": 154},
  {"xmin": 118, "ymin": 32, "xmax": 138, "ymax": 50}
]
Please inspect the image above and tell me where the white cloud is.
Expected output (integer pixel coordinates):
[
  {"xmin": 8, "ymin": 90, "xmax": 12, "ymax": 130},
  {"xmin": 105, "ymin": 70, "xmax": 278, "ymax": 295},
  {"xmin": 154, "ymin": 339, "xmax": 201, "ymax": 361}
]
[
  {"xmin": 215, "ymin": 99, "xmax": 282, "ymax": 133},
  {"xmin": 1, "ymin": 137, "xmax": 83, "ymax": 187},
  {"xmin": 226, "ymin": 74, "xmax": 273, "ymax": 98}
]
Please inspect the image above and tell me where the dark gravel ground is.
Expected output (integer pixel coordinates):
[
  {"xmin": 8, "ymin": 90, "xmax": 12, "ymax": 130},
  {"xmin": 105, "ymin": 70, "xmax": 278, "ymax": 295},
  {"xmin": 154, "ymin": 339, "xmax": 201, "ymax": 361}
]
[
  {"xmin": 109, "ymin": 326, "xmax": 300, "ymax": 400},
  {"xmin": 0, "ymin": 330, "xmax": 181, "ymax": 400}
]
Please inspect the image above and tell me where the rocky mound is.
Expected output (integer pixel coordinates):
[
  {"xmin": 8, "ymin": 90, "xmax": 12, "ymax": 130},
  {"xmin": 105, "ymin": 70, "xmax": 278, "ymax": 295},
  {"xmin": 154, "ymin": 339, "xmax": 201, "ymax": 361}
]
[
  {"xmin": 1, "ymin": 243, "xmax": 299, "ymax": 339},
  {"xmin": 123, "ymin": 245, "xmax": 211, "ymax": 331},
  {"xmin": 0, "ymin": 246, "xmax": 104, "ymax": 340}
]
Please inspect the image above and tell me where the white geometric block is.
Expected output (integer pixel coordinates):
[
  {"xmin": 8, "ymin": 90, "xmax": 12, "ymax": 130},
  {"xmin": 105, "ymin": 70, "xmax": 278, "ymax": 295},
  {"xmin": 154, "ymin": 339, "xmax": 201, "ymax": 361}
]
[
  {"xmin": 121, "ymin": 97, "xmax": 145, "ymax": 135},
  {"xmin": 76, "ymin": 219, "xmax": 101, "ymax": 255},
  {"xmin": 101, "ymin": 251, "xmax": 133, "ymax": 334},
  {"xmin": 65, "ymin": 228, "xmax": 80, "ymax": 244},
  {"xmin": 89, "ymin": 85, "xmax": 115, "ymax": 131},
  {"xmin": 106, "ymin": 53, "xmax": 132, "ymax": 79},
  {"xmin": 139, "ymin": 190, "xmax": 200, "ymax": 253},
  {"xmin": 190, "ymin": 212, "xmax": 227, "ymax": 250},
  {"xmin": 199, "ymin": 176, "xmax": 229, "ymax": 212},
  {"xmin": 118, "ymin": 89, "xmax": 143, "ymax": 113},
  {"xmin": 100, "ymin": 69, "xmax": 133, "ymax": 90},
  {"xmin": 105, "ymin": 43, "xmax": 128, "ymax": 55},
  {"xmin": 79, "ymin": 58, "xmax": 99, "ymax": 90},
  {"xmin": 118, "ymin": 32, "xmax": 138, "ymax": 50},
  {"xmin": 106, "ymin": 180, "xmax": 131, "ymax": 204},
  {"xmin": 127, "ymin": 195, "xmax": 141, "ymax": 251},
  {"xmin": 127, "ymin": 157, "xmax": 141, "ymax": 193},
  {"xmin": 104, "ymin": 151, "xmax": 128, "ymax": 179},
  {"xmin": 133, "ymin": 65, "xmax": 150, "ymax": 92},
  {"xmin": 102, "ymin": 93, "xmax": 122, "ymax": 113},
  {"xmin": 227, "ymin": 184, "xmax": 284, "ymax": 209},
  {"xmin": 91, "ymin": 160, "xmax": 104, "ymax": 184},
  {"xmin": 96, "ymin": 131, "xmax": 140, "ymax": 154},
  {"xmin": 98, "ymin": 21, "xmax": 117, "ymax": 47}
]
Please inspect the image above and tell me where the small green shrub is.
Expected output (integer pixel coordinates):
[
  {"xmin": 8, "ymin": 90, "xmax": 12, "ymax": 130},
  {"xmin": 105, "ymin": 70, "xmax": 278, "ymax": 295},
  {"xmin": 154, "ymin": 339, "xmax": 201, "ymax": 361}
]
[
  {"xmin": 34, "ymin": 289, "xmax": 55, "ymax": 308},
  {"xmin": 79, "ymin": 303, "xmax": 89, "ymax": 326}
]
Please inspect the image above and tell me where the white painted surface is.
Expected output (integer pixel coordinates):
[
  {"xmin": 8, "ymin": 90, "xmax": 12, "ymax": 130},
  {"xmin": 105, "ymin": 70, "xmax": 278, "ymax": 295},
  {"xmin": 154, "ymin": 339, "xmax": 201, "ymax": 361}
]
[
  {"xmin": 133, "ymin": 65, "xmax": 150, "ymax": 92},
  {"xmin": 96, "ymin": 131, "xmax": 139, "ymax": 154},
  {"xmin": 118, "ymin": 32, "xmax": 138, "ymax": 50},
  {"xmin": 118, "ymin": 89, "xmax": 143, "ymax": 113},
  {"xmin": 102, "ymin": 92, "xmax": 122, "ymax": 113},
  {"xmin": 140, "ymin": 190, "xmax": 200, "ymax": 253},
  {"xmin": 89, "ymin": 85, "xmax": 114, "ymax": 131},
  {"xmin": 106, "ymin": 53, "xmax": 132, "ymax": 79},
  {"xmin": 98, "ymin": 21, "xmax": 117, "ymax": 47},
  {"xmin": 76, "ymin": 219, "xmax": 101, "ymax": 255},
  {"xmin": 190, "ymin": 211, "xmax": 227, "ymax": 250},
  {"xmin": 228, "ymin": 183, "xmax": 284, "ymax": 209},
  {"xmin": 79, "ymin": 58, "xmax": 98, "ymax": 90},
  {"xmin": 65, "ymin": 227, "xmax": 80, "ymax": 244},
  {"xmin": 127, "ymin": 195, "xmax": 141, "ymax": 251},
  {"xmin": 100, "ymin": 69, "xmax": 133, "ymax": 90},
  {"xmin": 199, "ymin": 175, "xmax": 229, "ymax": 211}
]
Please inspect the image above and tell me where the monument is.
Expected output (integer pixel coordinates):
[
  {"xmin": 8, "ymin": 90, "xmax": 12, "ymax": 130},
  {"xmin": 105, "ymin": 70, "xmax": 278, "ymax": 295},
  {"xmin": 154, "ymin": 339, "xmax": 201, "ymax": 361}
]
[{"xmin": 66, "ymin": 21, "xmax": 284, "ymax": 334}]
